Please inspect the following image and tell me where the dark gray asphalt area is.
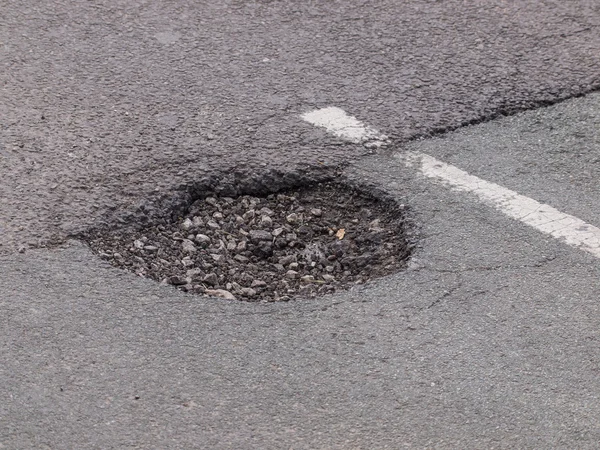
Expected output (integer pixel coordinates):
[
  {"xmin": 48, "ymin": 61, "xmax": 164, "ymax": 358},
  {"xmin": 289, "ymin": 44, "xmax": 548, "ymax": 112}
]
[
  {"xmin": 2, "ymin": 1, "xmax": 600, "ymax": 448},
  {"xmin": 2, "ymin": 0, "xmax": 600, "ymax": 251}
]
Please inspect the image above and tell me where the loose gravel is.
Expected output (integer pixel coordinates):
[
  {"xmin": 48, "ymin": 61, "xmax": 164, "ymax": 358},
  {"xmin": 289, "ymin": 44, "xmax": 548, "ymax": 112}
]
[{"xmin": 86, "ymin": 182, "xmax": 412, "ymax": 302}]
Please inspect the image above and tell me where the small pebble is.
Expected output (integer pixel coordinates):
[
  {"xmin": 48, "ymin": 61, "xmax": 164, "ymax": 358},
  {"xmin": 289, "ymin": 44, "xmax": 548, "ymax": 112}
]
[
  {"xmin": 249, "ymin": 229, "xmax": 272, "ymax": 243},
  {"xmin": 203, "ymin": 273, "xmax": 218, "ymax": 286},
  {"xmin": 285, "ymin": 270, "xmax": 299, "ymax": 279},
  {"xmin": 205, "ymin": 289, "xmax": 235, "ymax": 300},
  {"xmin": 169, "ymin": 275, "xmax": 187, "ymax": 285},
  {"xmin": 181, "ymin": 239, "xmax": 197, "ymax": 253},
  {"xmin": 181, "ymin": 218, "xmax": 194, "ymax": 230},
  {"xmin": 241, "ymin": 287, "xmax": 257, "ymax": 297},
  {"xmin": 181, "ymin": 256, "xmax": 194, "ymax": 267},
  {"xmin": 278, "ymin": 255, "xmax": 296, "ymax": 265},
  {"xmin": 195, "ymin": 234, "xmax": 211, "ymax": 246},
  {"xmin": 234, "ymin": 254, "xmax": 249, "ymax": 263},
  {"xmin": 260, "ymin": 215, "xmax": 273, "ymax": 228},
  {"xmin": 193, "ymin": 284, "xmax": 206, "ymax": 293},
  {"xmin": 186, "ymin": 268, "xmax": 204, "ymax": 279},
  {"xmin": 286, "ymin": 213, "xmax": 300, "ymax": 224},
  {"xmin": 369, "ymin": 219, "xmax": 384, "ymax": 232}
]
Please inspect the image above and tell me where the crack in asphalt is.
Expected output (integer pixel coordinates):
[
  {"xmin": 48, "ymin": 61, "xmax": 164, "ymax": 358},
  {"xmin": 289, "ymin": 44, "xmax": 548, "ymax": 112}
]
[
  {"xmin": 410, "ymin": 255, "xmax": 558, "ymax": 275},
  {"xmin": 388, "ymin": 84, "xmax": 600, "ymax": 151},
  {"xmin": 426, "ymin": 283, "xmax": 463, "ymax": 310}
]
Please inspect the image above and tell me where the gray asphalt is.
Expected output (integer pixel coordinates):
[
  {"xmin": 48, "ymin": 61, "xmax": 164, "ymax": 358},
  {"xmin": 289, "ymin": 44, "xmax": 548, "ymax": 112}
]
[
  {"xmin": 2, "ymin": 0, "xmax": 600, "ymax": 251},
  {"xmin": 2, "ymin": 1, "xmax": 600, "ymax": 448}
]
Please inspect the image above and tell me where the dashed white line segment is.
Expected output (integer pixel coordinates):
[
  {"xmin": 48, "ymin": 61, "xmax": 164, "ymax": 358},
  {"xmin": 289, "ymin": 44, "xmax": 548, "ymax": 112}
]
[
  {"xmin": 301, "ymin": 107, "xmax": 389, "ymax": 148},
  {"xmin": 302, "ymin": 106, "xmax": 600, "ymax": 259}
]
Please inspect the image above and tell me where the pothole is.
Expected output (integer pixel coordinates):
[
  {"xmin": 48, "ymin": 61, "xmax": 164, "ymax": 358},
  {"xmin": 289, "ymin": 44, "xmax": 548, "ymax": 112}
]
[{"xmin": 85, "ymin": 181, "xmax": 413, "ymax": 302}]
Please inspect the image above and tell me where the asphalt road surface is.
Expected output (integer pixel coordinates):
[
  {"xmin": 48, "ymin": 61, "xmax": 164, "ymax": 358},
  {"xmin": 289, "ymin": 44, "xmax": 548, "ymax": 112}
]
[{"xmin": 2, "ymin": 1, "xmax": 600, "ymax": 448}]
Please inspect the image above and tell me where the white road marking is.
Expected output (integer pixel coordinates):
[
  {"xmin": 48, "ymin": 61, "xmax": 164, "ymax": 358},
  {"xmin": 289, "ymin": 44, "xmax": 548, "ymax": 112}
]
[
  {"xmin": 398, "ymin": 151, "xmax": 600, "ymax": 259},
  {"xmin": 301, "ymin": 107, "xmax": 389, "ymax": 148},
  {"xmin": 302, "ymin": 106, "xmax": 600, "ymax": 258}
]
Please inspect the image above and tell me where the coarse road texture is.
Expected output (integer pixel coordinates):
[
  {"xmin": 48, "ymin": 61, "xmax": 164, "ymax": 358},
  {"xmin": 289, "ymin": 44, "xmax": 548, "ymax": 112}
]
[
  {"xmin": 2, "ymin": 0, "xmax": 600, "ymax": 251},
  {"xmin": 3, "ymin": 1, "xmax": 600, "ymax": 448},
  {"xmin": 3, "ymin": 95, "xmax": 600, "ymax": 449}
]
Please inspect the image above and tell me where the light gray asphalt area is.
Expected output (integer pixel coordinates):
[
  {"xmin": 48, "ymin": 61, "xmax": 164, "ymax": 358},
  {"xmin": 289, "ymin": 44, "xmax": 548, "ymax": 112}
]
[
  {"xmin": 2, "ymin": 95, "xmax": 600, "ymax": 449},
  {"xmin": 404, "ymin": 92, "xmax": 600, "ymax": 230}
]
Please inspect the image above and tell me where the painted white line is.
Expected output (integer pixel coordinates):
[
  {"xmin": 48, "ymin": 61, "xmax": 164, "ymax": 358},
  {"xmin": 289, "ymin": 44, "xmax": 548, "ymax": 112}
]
[
  {"xmin": 302, "ymin": 106, "xmax": 600, "ymax": 258},
  {"xmin": 397, "ymin": 151, "xmax": 600, "ymax": 259},
  {"xmin": 301, "ymin": 107, "xmax": 389, "ymax": 148}
]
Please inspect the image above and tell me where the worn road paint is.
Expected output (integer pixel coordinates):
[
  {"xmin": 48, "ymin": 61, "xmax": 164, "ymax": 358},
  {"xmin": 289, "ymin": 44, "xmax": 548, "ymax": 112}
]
[
  {"xmin": 301, "ymin": 107, "xmax": 389, "ymax": 148},
  {"xmin": 398, "ymin": 151, "xmax": 600, "ymax": 259}
]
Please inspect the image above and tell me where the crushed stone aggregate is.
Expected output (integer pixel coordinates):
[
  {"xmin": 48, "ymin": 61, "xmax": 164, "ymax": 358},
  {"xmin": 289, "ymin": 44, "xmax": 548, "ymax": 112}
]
[{"xmin": 86, "ymin": 182, "xmax": 413, "ymax": 302}]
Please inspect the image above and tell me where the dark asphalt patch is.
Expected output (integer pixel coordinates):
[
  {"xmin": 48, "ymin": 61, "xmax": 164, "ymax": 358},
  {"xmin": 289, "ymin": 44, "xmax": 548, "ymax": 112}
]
[
  {"xmin": 85, "ymin": 182, "xmax": 413, "ymax": 302},
  {"xmin": 2, "ymin": 0, "xmax": 600, "ymax": 253}
]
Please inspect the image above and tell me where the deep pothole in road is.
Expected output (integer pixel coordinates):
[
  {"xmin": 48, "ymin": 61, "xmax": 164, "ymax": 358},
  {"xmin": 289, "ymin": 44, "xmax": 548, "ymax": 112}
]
[{"xmin": 86, "ymin": 181, "xmax": 413, "ymax": 302}]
